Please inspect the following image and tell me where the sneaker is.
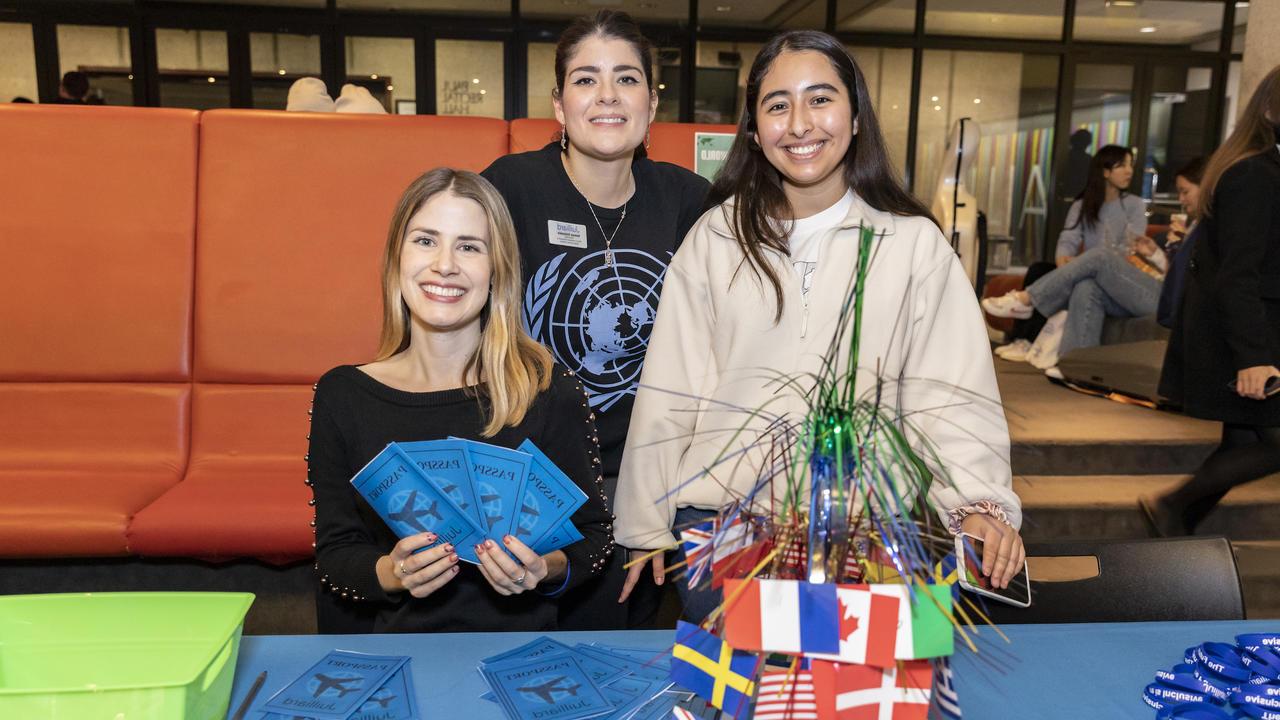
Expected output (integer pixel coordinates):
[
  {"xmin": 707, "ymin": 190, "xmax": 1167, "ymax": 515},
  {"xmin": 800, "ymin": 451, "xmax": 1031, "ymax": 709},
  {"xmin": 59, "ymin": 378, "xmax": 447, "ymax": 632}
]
[
  {"xmin": 1026, "ymin": 310, "xmax": 1066, "ymax": 370},
  {"xmin": 995, "ymin": 339, "xmax": 1032, "ymax": 362},
  {"xmin": 1043, "ymin": 366, "xmax": 1064, "ymax": 380},
  {"xmin": 981, "ymin": 291, "xmax": 1034, "ymax": 319}
]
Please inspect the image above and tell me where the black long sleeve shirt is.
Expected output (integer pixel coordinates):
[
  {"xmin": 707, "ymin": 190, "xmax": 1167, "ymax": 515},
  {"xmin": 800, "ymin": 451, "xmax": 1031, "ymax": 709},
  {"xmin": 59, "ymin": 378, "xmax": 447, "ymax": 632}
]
[{"xmin": 309, "ymin": 363, "xmax": 613, "ymax": 633}]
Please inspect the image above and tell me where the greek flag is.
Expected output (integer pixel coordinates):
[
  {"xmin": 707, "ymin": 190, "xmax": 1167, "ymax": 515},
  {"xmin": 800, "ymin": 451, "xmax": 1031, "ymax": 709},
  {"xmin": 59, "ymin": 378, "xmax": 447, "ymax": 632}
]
[{"xmin": 930, "ymin": 656, "xmax": 962, "ymax": 719}]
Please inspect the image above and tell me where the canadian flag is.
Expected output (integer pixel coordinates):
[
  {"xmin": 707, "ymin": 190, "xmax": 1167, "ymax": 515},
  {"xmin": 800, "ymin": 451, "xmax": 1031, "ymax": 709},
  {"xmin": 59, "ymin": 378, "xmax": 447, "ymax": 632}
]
[{"xmin": 810, "ymin": 659, "xmax": 932, "ymax": 720}]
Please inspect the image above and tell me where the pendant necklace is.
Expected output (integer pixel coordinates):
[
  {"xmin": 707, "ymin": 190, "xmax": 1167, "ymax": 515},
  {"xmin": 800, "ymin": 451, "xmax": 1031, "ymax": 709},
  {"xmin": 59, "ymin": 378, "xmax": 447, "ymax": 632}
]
[{"xmin": 564, "ymin": 157, "xmax": 630, "ymax": 267}]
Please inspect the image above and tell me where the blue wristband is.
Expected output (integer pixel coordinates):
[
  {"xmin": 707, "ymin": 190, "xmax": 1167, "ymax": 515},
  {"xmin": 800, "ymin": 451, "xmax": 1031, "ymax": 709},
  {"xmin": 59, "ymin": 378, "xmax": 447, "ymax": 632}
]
[
  {"xmin": 1237, "ymin": 635, "xmax": 1280, "ymax": 653},
  {"xmin": 1198, "ymin": 643, "xmax": 1254, "ymax": 684},
  {"xmin": 1232, "ymin": 686, "xmax": 1280, "ymax": 718},
  {"xmin": 1231, "ymin": 704, "xmax": 1280, "ymax": 720},
  {"xmin": 1157, "ymin": 703, "xmax": 1234, "ymax": 720},
  {"xmin": 1242, "ymin": 648, "xmax": 1280, "ymax": 682},
  {"xmin": 1148, "ymin": 682, "xmax": 1214, "ymax": 707},
  {"xmin": 1159, "ymin": 666, "xmax": 1231, "ymax": 702}
]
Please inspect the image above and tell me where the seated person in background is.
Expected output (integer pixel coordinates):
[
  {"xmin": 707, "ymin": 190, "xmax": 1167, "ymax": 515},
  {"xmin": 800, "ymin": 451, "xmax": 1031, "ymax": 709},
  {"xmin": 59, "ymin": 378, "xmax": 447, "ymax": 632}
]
[
  {"xmin": 985, "ymin": 146, "xmax": 1164, "ymax": 374},
  {"xmin": 54, "ymin": 71, "xmax": 90, "ymax": 104},
  {"xmin": 308, "ymin": 168, "xmax": 613, "ymax": 633}
]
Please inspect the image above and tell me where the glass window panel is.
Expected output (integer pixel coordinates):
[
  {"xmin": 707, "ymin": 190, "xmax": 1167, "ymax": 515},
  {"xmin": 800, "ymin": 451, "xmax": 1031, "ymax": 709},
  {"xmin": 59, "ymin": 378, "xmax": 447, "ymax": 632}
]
[
  {"xmin": 165, "ymin": 0, "xmax": 323, "ymax": 5},
  {"xmin": 836, "ymin": 0, "xmax": 915, "ymax": 34},
  {"xmin": 526, "ymin": 41, "xmax": 556, "ymax": 119},
  {"xmin": 925, "ymin": 0, "xmax": 1065, "ymax": 40},
  {"xmin": 1142, "ymin": 65, "xmax": 1213, "ymax": 202},
  {"xmin": 1232, "ymin": 3, "xmax": 1248, "ymax": 53},
  {"xmin": 156, "ymin": 29, "xmax": 230, "ymax": 110},
  {"xmin": 338, "ymin": 0, "xmax": 509, "ymax": 15},
  {"xmin": 1, "ymin": 23, "xmax": 38, "ymax": 103},
  {"xmin": 693, "ymin": 41, "xmax": 762, "ymax": 123},
  {"xmin": 846, "ymin": 45, "xmax": 911, "ymax": 178},
  {"xmin": 1073, "ymin": 0, "xmax": 1225, "ymax": 46},
  {"xmin": 915, "ymin": 51, "xmax": 1060, "ymax": 266},
  {"xmin": 699, "ymin": 0, "xmax": 807, "ymax": 29},
  {"xmin": 1222, "ymin": 60, "xmax": 1242, "ymax": 142},
  {"xmin": 436, "ymin": 39, "xmax": 505, "ymax": 118},
  {"xmin": 345, "ymin": 36, "xmax": 414, "ymax": 114},
  {"xmin": 1068, "ymin": 63, "xmax": 1133, "ymax": 156},
  {"xmin": 251, "ymin": 32, "xmax": 322, "ymax": 109},
  {"xmin": 654, "ymin": 47, "xmax": 683, "ymax": 123},
  {"xmin": 523, "ymin": 0, "xmax": 684, "ymax": 21},
  {"xmin": 57, "ymin": 24, "xmax": 133, "ymax": 105}
]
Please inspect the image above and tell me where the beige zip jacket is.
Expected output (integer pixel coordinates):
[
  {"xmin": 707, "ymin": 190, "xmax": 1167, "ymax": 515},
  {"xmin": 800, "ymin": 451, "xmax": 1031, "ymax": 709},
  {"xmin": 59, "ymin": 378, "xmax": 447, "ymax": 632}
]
[{"xmin": 613, "ymin": 194, "xmax": 1020, "ymax": 550}]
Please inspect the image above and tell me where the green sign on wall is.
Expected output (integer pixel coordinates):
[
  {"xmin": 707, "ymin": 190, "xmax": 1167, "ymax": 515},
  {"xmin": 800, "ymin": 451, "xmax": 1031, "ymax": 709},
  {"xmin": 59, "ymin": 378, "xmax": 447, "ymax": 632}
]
[{"xmin": 694, "ymin": 132, "xmax": 735, "ymax": 182}]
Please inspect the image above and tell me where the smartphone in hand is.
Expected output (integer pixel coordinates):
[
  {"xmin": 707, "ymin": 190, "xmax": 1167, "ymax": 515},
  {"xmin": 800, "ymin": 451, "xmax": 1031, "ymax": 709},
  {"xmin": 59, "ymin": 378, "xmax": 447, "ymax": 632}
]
[
  {"xmin": 954, "ymin": 532, "xmax": 1032, "ymax": 608},
  {"xmin": 1225, "ymin": 375, "xmax": 1280, "ymax": 398}
]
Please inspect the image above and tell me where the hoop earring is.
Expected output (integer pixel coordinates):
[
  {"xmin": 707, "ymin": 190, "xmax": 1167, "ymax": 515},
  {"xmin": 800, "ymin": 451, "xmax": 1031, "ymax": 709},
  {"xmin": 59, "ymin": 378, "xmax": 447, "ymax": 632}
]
[
  {"xmin": 644, "ymin": 131, "xmax": 651, "ymax": 151},
  {"xmin": 560, "ymin": 126, "xmax": 567, "ymax": 151}
]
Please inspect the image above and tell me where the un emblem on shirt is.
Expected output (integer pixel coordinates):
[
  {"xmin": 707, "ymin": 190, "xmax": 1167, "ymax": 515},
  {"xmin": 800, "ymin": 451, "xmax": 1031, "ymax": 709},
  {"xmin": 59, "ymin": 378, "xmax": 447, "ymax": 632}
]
[{"xmin": 525, "ymin": 249, "xmax": 670, "ymax": 411}]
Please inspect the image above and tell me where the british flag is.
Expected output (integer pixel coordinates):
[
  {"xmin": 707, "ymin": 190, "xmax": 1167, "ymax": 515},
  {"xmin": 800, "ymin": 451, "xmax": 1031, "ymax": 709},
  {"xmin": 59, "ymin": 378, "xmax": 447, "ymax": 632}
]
[{"xmin": 680, "ymin": 520, "xmax": 715, "ymax": 589}]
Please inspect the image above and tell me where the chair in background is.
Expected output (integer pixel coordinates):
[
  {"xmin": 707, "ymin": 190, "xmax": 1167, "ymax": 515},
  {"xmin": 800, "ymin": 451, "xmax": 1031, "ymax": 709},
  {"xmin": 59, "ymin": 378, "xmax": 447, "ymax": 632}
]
[{"xmin": 979, "ymin": 536, "xmax": 1244, "ymax": 624}]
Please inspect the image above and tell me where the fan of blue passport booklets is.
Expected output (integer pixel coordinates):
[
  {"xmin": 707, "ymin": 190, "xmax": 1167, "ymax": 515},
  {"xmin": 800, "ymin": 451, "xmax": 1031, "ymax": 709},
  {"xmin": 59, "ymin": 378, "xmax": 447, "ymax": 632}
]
[
  {"xmin": 1143, "ymin": 633, "xmax": 1280, "ymax": 719},
  {"xmin": 351, "ymin": 438, "xmax": 589, "ymax": 565}
]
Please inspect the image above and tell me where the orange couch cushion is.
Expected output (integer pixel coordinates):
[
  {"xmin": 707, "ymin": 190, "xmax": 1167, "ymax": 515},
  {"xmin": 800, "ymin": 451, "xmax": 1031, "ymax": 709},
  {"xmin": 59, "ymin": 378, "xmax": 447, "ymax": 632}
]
[
  {"xmin": 193, "ymin": 111, "xmax": 510, "ymax": 384},
  {"xmin": 509, "ymin": 119, "xmax": 737, "ymax": 174},
  {"xmin": 0, "ymin": 105, "xmax": 198, "ymax": 382},
  {"xmin": 127, "ymin": 384, "xmax": 313, "ymax": 562},
  {"xmin": 0, "ymin": 383, "xmax": 189, "ymax": 557}
]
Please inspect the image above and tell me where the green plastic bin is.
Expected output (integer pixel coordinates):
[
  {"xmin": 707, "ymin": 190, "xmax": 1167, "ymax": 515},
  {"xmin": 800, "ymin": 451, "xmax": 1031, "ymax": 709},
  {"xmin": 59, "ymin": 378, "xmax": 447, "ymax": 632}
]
[{"xmin": 0, "ymin": 592, "xmax": 254, "ymax": 719}]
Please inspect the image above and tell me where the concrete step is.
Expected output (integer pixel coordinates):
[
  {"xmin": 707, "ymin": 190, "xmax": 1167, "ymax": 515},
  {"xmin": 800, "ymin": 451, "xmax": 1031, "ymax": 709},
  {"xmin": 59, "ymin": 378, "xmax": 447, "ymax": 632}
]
[
  {"xmin": 998, "ymin": 360, "xmax": 1221, "ymax": 476},
  {"xmin": 1016, "ymin": 473, "xmax": 1280, "ymax": 542},
  {"xmin": 1235, "ymin": 541, "xmax": 1280, "ymax": 620}
]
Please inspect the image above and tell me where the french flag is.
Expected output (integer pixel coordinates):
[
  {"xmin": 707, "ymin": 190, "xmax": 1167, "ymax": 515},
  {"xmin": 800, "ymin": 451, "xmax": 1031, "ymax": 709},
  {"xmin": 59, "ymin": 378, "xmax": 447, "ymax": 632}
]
[
  {"xmin": 724, "ymin": 579, "xmax": 901, "ymax": 667},
  {"xmin": 723, "ymin": 579, "xmax": 841, "ymax": 656}
]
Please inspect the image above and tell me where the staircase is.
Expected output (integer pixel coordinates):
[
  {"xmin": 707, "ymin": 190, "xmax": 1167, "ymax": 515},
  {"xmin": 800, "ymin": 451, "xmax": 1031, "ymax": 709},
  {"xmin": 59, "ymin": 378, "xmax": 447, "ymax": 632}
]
[{"xmin": 1000, "ymin": 362, "xmax": 1280, "ymax": 619}]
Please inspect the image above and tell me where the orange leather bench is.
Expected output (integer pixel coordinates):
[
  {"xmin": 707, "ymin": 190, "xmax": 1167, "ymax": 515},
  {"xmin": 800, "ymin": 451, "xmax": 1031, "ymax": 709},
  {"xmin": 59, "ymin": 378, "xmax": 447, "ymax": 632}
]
[
  {"xmin": 0, "ymin": 106, "xmax": 728, "ymax": 565},
  {"xmin": 0, "ymin": 106, "xmax": 198, "ymax": 557}
]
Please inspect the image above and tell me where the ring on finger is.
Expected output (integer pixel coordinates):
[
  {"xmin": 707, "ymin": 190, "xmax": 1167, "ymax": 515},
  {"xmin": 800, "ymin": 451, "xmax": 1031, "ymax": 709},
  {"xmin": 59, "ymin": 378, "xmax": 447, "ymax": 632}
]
[
  {"xmin": 515, "ymin": 571, "xmax": 528, "ymax": 586},
  {"xmin": 397, "ymin": 560, "xmax": 406, "ymax": 577}
]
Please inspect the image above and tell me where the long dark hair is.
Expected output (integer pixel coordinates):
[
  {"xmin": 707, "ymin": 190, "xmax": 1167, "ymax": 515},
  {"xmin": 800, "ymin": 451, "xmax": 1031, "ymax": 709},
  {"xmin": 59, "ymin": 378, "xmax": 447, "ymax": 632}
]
[
  {"xmin": 705, "ymin": 31, "xmax": 934, "ymax": 322},
  {"xmin": 1199, "ymin": 64, "xmax": 1280, "ymax": 218},
  {"xmin": 553, "ymin": 10, "xmax": 655, "ymax": 158},
  {"xmin": 1070, "ymin": 144, "xmax": 1132, "ymax": 230}
]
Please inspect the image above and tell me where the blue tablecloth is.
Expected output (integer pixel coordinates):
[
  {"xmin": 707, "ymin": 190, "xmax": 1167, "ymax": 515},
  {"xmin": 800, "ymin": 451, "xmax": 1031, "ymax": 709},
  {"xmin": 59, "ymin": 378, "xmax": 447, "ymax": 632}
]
[{"xmin": 227, "ymin": 620, "xmax": 1279, "ymax": 720}]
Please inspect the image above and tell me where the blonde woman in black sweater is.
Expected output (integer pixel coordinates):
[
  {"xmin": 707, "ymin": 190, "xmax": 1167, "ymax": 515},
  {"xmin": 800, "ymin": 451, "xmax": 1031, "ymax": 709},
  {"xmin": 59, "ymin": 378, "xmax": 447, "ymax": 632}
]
[{"xmin": 308, "ymin": 169, "xmax": 612, "ymax": 633}]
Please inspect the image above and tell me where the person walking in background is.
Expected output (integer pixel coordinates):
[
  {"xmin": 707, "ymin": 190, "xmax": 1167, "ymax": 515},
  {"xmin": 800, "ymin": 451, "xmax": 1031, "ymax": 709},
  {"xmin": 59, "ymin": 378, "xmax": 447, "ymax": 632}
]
[{"xmin": 1142, "ymin": 65, "xmax": 1280, "ymax": 536}]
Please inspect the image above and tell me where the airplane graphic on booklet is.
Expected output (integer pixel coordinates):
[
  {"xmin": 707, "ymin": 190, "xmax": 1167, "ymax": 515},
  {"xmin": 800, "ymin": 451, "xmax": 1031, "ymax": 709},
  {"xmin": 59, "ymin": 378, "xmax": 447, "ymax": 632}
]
[{"xmin": 351, "ymin": 439, "xmax": 588, "ymax": 565}]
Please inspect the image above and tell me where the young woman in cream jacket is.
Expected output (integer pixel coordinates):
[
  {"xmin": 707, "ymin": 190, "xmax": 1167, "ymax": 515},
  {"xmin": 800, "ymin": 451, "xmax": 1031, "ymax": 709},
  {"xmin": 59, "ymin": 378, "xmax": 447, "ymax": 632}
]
[{"xmin": 614, "ymin": 31, "xmax": 1025, "ymax": 621}]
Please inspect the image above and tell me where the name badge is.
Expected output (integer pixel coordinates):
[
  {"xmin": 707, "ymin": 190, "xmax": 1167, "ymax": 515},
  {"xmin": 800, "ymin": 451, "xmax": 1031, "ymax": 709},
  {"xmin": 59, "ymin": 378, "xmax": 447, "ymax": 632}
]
[{"xmin": 548, "ymin": 220, "xmax": 588, "ymax": 249}]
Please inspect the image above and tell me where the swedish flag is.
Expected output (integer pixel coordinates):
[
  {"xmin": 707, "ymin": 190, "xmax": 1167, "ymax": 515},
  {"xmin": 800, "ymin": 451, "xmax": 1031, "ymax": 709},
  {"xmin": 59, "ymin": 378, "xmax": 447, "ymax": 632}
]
[{"xmin": 669, "ymin": 620, "xmax": 757, "ymax": 718}]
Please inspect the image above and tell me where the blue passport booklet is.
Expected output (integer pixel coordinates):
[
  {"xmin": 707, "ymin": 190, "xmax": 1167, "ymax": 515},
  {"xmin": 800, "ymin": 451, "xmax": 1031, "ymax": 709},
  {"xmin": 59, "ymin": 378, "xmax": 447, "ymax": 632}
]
[
  {"xmin": 398, "ymin": 439, "xmax": 483, "ymax": 528},
  {"xmin": 482, "ymin": 652, "xmax": 614, "ymax": 720},
  {"xmin": 260, "ymin": 651, "xmax": 408, "ymax": 720},
  {"xmin": 533, "ymin": 519, "xmax": 585, "ymax": 556},
  {"xmin": 260, "ymin": 661, "xmax": 419, "ymax": 720},
  {"xmin": 513, "ymin": 440, "xmax": 588, "ymax": 548},
  {"xmin": 351, "ymin": 444, "xmax": 485, "ymax": 564},
  {"xmin": 457, "ymin": 439, "xmax": 531, "ymax": 535}
]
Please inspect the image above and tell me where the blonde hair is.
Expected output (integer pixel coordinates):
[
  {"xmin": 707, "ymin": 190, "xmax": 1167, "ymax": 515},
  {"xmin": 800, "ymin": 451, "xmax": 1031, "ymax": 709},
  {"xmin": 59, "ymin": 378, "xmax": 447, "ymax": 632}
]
[
  {"xmin": 1199, "ymin": 64, "xmax": 1280, "ymax": 218},
  {"xmin": 376, "ymin": 168, "xmax": 553, "ymax": 436}
]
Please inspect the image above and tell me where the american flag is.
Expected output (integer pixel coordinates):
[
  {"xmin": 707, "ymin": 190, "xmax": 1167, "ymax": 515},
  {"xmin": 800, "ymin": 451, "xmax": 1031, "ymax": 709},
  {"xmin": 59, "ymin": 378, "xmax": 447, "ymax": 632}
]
[
  {"xmin": 929, "ymin": 657, "xmax": 961, "ymax": 719},
  {"xmin": 753, "ymin": 670, "xmax": 819, "ymax": 720}
]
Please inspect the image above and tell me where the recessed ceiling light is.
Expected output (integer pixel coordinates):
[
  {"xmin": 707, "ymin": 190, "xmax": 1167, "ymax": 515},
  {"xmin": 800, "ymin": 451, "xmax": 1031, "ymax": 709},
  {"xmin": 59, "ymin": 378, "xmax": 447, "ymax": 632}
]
[
  {"xmin": 277, "ymin": 68, "xmax": 286, "ymax": 75},
  {"xmin": 480, "ymin": 89, "xmax": 487, "ymax": 95},
  {"xmin": 658, "ymin": 83, "xmax": 666, "ymax": 90},
  {"xmin": 370, "ymin": 74, "xmax": 378, "ymax": 80},
  {"xmin": 1140, "ymin": 26, "xmax": 1157, "ymax": 33},
  {"xmin": 387, "ymin": 85, "xmax": 394, "ymax": 91},
  {"xmin": 934, "ymin": 105, "xmax": 941, "ymax": 111},
  {"xmin": 472, "ymin": 78, "xmax": 480, "ymax": 84},
  {"xmin": 930, "ymin": 95, "xmax": 938, "ymax": 101},
  {"xmin": 716, "ymin": 5, "xmax": 732, "ymax": 11},
  {"xmin": 1105, "ymin": 0, "xmax": 1139, "ymax": 7},
  {"xmin": 207, "ymin": 77, "xmax": 216, "ymax": 83},
  {"xmin": 1236, "ymin": 1, "xmax": 1250, "ymax": 7},
  {"xmin": 891, "ymin": 104, "xmax": 898, "ymax": 109}
]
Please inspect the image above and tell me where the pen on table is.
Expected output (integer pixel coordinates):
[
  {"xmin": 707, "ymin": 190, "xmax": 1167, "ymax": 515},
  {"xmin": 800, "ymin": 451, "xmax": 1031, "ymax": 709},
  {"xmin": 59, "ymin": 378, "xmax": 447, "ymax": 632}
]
[{"xmin": 230, "ymin": 670, "xmax": 267, "ymax": 720}]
